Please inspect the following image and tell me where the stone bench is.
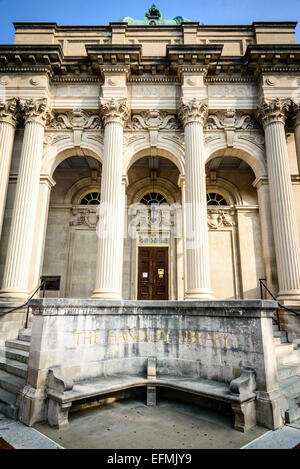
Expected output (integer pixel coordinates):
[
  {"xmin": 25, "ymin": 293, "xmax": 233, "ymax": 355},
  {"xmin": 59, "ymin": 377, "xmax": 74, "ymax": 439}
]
[{"xmin": 46, "ymin": 359, "xmax": 257, "ymax": 432}]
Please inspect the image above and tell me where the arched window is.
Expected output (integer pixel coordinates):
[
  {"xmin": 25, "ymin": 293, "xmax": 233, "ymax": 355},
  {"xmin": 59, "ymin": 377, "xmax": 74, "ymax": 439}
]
[
  {"xmin": 140, "ymin": 192, "xmax": 168, "ymax": 206},
  {"xmin": 80, "ymin": 192, "xmax": 101, "ymax": 205},
  {"xmin": 206, "ymin": 192, "xmax": 228, "ymax": 206}
]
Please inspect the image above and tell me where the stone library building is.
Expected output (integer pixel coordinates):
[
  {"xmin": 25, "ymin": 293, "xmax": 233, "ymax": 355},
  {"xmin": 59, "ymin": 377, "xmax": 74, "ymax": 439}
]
[{"xmin": 0, "ymin": 5, "xmax": 300, "ymax": 437}]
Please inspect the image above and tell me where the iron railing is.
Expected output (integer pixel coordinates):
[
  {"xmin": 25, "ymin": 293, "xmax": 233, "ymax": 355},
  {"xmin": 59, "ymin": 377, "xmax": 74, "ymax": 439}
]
[
  {"xmin": 259, "ymin": 278, "xmax": 300, "ymax": 331},
  {"xmin": 0, "ymin": 281, "xmax": 46, "ymax": 329}
]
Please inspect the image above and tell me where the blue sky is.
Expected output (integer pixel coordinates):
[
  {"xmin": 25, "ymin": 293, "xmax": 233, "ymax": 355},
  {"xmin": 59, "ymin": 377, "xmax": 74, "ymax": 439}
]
[{"xmin": 0, "ymin": 0, "xmax": 299, "ymax": 43}]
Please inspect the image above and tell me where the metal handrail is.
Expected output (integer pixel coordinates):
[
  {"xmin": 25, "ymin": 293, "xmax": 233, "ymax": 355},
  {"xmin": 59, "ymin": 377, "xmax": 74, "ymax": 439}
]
[
  {"xmin": 0, "ymin": 281, "xmax": 46, "ymax": 328},
  {"xmin": 259, "ymin": 278, "xmax": 300, "ymax": 316},
  {"xmin": 259, "ymin": 278, "xmax": 300, "ymax": 331}
]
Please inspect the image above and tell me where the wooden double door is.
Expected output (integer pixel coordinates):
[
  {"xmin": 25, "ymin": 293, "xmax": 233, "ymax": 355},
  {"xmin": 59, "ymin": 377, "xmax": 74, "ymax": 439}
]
[{"xmin": 138, "ymin": 247, "xmax": 169, "ymax": 300}]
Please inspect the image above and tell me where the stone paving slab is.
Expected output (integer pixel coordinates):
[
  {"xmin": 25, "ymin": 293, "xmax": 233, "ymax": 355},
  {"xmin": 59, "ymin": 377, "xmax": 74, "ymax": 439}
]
[
  {"xmin": 34, "ymin": 399, "xmax": 267, "ymax": 449},
  {"xmin": 0, "ymin": 412, "xmax": 63, "ymax": 449},
  {"xmin": 241, "ymin": 423, "xmax": 300, "ymax": 449}
]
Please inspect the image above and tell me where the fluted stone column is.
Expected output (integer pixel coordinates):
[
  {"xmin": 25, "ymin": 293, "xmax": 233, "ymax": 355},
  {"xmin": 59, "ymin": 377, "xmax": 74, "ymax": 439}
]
[
  {"xmin": 257, "ymin": 98, "xmax": 300, "ymax": 302},
  {"xmin": 178, "ymin": 99, "xmax": 213, "ymax": 299},
  {"xmin": 0, "ymin": 98, "xmax": 18, "ymax": 237},
  {"xmin": 293, "ymin": 104, "xmax": 300, "ymax": 175},
  {"xmin": 0, "ymin": 98, "xmax": 52, "ymax": 299},
  {"xmin": 29, "ymin": 174, "xmax": 56, "ymax": 292},
  {"xmin": 92, "ymin": 99, "xmax": 129, "ymax": 299},
  {"xmin": 253, "ymin": 176, "xmax": 278, "ymax": 295}
]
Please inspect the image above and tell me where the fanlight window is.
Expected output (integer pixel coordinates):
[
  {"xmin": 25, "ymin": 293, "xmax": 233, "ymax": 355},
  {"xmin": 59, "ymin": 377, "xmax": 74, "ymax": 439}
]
[
  {"xmin": 80, "ymin": 192, "xmax": 101, "ymax": 205},
  {"xmin": 140, "ymin": 192, "xmax": 168, "ymax": 206},
  {"xmin": 206, "ymin": 192, "xmax": 228, "ymax": 206}
]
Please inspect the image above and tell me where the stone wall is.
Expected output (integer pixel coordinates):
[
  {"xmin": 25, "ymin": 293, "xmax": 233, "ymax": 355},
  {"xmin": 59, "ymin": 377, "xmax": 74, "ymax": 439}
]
[{"xmin": 18, "ymin": 299, "xmax": 284, "ymax": 427}]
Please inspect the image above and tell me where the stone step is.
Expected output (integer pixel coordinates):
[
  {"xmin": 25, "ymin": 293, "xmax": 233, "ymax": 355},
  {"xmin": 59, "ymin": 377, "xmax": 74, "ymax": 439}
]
[
  {"xmin": 277, "ymin": 349, "xmax": 300, "ymax": 366},
  {"xmin": 275, "ymin": 343, "xmax": 295, "ymax": 357},
  {"xmin": 278, "ymin": 364, "xmax": 300, "ymax": 381},
  {"xmin": 0, "ymin": 388, "xmax": 18, "ymax": 419},
  {"xmin": 0, "ymin": 369, "xmax": 25, "ymax": 395},
  {"xmin": 5, "ymin": 347, "xmax": 29, "ymax": 364},
  {"xmin": 273, "ymin": 331, "xmax": 286, "ymax": 337},
  {"xmin": 280, "ymin": 376, "xmax": 300, "ymax": 399},
  {"xmin": 0, "ymin": 356, "xmax": 27, "ymax": 379},
  {"xmin": 285, "ymin": 398, "xmax": 300, "ymax": 424},
  {"xmin": 273, "ymin": 329, "xmax": 288, "ymax": 339},
  {"xmin": 5, "ymin": 339, "xmax": 30, "ymax": 352},
  {"xmin": 18, "ymin": 330, "xmax": 31, "ymax": 343},
  {"xmin": 273, "ymin": 336, "xmax": 288, "ymax": 345}
]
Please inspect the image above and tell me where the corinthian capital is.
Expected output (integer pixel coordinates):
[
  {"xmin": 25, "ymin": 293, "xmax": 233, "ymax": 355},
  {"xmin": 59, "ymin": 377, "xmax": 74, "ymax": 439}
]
[
  {"xmin": 21, "ymin": 98, "xmax": 53, "ymax": 127},
  {"xmin": 99, "ymin": 98, "xmax": 129, "ymax": 126},
  {"xmin": 0, "ymin": 98, "xmax": 19, "ymax": 126},
  {"xmin": 178, "ymin": 98, "xmax": 208, "ymax": 127},
  {"xmin": 256, "ymin": 98, "xmax": 291, "ymax": 128}
]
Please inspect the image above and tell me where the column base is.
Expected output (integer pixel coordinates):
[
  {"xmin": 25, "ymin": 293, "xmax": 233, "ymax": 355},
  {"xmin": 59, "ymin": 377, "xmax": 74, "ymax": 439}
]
[
  {"xmin": 184, "ymin": 289, "xmax": 214, "ymax": 300},
  {"xmin": 0, "ymin": 288, "xmax": 29, "ymax": 301},
  {"xmin": 277, "ymin": 290, "xmax": 300, "ymax": 304},
  {"xmin": 91, "ymin": 289, "xmax": 122, "ymax": 300}
]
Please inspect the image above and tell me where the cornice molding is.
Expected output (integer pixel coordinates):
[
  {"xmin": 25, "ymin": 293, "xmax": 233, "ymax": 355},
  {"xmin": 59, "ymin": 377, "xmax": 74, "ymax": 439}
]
[{"xmin": 128, "ymin": 76, "xmax": 180, "ymax": 83}]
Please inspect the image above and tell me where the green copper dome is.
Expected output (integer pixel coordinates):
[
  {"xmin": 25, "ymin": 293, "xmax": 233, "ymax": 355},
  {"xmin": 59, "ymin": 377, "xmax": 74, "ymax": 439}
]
[{"xmin": 119, "ymin": 4, "xmax": 192, "ymax": 25}]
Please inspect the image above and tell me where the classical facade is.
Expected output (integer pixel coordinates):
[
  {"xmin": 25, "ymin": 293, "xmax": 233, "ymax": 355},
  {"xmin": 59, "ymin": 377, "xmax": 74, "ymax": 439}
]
[
  {"xmin": 0, "ymin": 7, "xmax": 300, "ymax": 433},
  {"xmin": 0, "ymin": 10, "xmax": 300, "ymax": 307}
]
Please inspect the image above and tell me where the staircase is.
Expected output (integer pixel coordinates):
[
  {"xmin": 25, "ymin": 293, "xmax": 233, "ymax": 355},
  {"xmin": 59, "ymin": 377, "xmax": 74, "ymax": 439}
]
[
  {"xmin": 273, "ymin": 324, "xmax": 300, "ymax": 423},
  {"xmin": 0, "ymin": 328, "xmax": 31, "ymax": 419}
]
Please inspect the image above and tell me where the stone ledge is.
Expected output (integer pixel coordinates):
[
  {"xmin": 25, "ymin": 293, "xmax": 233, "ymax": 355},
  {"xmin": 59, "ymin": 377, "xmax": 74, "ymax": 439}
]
[{"xmin": 29, "ymin": 299, "xmax": 277, "ymax": 318}]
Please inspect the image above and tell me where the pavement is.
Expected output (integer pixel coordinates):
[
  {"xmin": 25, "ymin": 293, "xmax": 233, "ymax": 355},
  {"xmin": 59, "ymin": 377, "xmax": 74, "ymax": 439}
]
[
  {"xmin": 0, "ymin": 413, "xmax": 63, "ymax": 449},
  {"xmin": 0, "ymin": 399, "xmax": 300, "ymax": 450}
]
